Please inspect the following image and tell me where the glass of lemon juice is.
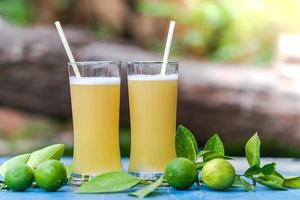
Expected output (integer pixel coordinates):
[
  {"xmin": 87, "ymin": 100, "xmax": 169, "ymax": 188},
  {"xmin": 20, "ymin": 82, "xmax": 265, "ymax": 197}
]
[
  {"xmin": 127, "ymin": 61, "xmax": 178, "ymax": 178},
  {"xmin": 68, "ymin": 61, "xmax": 122, "ymax": 187}
]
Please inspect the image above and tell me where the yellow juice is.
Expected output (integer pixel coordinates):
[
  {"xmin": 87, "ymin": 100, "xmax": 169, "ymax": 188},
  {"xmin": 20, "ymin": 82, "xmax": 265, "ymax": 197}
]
[
  {"xmin": 128, "ymin": 74, "xmax": 178, "ymax": 173},
  {"xmin": 70, "ymin": 77, "xmax": 122, "ymax": 175}
]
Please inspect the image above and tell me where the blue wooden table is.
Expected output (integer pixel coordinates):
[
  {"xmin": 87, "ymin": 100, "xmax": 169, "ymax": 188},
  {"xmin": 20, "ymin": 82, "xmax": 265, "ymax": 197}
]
[{"xmin": 0, "ymin": 157, "xmax": 300, "ymax": 200}]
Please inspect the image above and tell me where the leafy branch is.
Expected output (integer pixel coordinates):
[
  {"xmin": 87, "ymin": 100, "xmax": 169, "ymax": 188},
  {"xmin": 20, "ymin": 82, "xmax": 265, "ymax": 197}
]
[{"xmin": 236, "ymin": 133, "xmax": 300, "ymax": 191}]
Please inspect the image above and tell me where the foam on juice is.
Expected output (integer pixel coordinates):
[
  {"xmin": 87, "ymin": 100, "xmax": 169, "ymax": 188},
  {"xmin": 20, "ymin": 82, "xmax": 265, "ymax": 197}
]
[
  {"xmin": 69, "ymin": 77, "xmax": 120, "ymax": 85},
  {"xmin": 128, "ymin": 74, "xmax": 178, "ymax": 81}
]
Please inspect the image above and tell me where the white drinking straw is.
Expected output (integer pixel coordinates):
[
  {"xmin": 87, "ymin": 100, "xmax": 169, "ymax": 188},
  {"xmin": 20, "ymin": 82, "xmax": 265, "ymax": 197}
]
[
  {"xmin": 54, "ymin": 21, "xmax": 81, "ymax": 77},
  {"xmin": 160, "ymin": 21, "xmax": 176, "ymax": 75}
]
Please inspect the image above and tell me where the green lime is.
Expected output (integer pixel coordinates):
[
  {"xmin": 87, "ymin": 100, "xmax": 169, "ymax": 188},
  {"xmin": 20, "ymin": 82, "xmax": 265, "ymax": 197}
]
[
  {"xmin": 5, "ymin": 164, "xmax": 34, "ymax": 191},
  {"xmin": 165, "ymin": 158, "xmax": 198, "ymax": 190},
  {"xmin": 202, "ymin": 158, "xmax": 235, "ymax": 190},
  {"xmin": 34, "ymin": 159, "xmax": 67, "ymax": 192}
]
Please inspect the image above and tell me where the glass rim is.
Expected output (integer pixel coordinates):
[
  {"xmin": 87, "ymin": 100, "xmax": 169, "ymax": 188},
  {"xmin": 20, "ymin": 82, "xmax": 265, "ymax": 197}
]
[
  {"xmin": 126, "ymin": 61, "xmax": 178, "ymax": 65},
  {"xmin": 68, "ymin": 61, "xmax": 121, "ymax": 65}
]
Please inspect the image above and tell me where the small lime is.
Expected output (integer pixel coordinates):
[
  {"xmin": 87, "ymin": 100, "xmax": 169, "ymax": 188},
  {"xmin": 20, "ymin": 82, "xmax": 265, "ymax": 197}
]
[
  {"xmin": 5, "ymin": 164, "xmax": 34, "ymax": 191},
  {"xmin": 165, "ymin": 158, "xmax": 198, "ymax": 190},
  {"xmin": 202, "ymin": 158, "xmax": 235, "ymax": 190},
  {"xmin": 34, "ymin": 160, "xmax": 67, "ymax": 192}
]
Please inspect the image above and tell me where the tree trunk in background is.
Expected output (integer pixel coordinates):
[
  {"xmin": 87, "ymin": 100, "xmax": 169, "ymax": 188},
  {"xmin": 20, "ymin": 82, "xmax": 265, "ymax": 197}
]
[{"xmin": 1, "ymin": 18, "xmax": 300, "ymax": 149}]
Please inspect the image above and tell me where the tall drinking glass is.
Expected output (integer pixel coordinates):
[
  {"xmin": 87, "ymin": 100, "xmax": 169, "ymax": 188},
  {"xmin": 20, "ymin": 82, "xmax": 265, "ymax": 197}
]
[
  {"xmin": 68, "ymin": 61, "xmax": 122, "ymax": 187},
  {"xmin": 127, "ymin": 61, "xmax": 178, "ymax": 178}
]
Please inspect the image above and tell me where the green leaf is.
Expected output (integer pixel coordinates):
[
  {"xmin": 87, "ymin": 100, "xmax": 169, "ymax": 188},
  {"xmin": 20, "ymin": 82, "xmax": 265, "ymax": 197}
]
[
  {"xmin": 197, "ymin": 150, "xmax": 211, "ymax": 157},
  {"xmin": 196, "ymin": 162, "xmax": 205, "ymax": 170},
  {"xmin": 0, "ymin": 153, "xmax": 30, "ymax": 176},
  {"xmin": 273, "ymin": 170, "xmax": 284, "ymax": 179},
  {"xmin": 77, "ymin": 172, "xmax": 140, "ymax": 193},
  {"xmin": 232, "ymin": 175, "xmax": 254, "ymax": 191},
  {"xmin": 264, "ymin": 174, "xmax": 284, "ymax": 185},
  {"xmin": 26, "ymin": 144, "xmax": 64, "ymax": 168},
  {"xmin": 198, "ymin": 149, "xmax": 231, "ymax": 162},
  {"xmin": 283, "ymin": 177, "xmax": 300, "ymax": 189},
  {"xmin": 0, "ymin": 181, "xmax": 7, "ymax": 190},
  {"xmin": 232, "ymin": 175, "xmax": 243, "ymax": 187},
  {"xmin": 203, "ymin": 152, "xmax": 232, "ymax": 162},
  {"xmin": 203, "ymin": 134, "xmax": 224, "ymax": 160},
  {"xmin": 261, "ymin": 163, "xmax": 277, "ymax": 175},
  {"xmin": 129, "ymin": 176, "xmax": 164, "ymax": 198},
  {"xmin": 244, "ymin": 163, "xmax": 276, "ymax": 177},
  {"xmin": 244, "ymin": 165, "xmax": 261, "ymax": 177},
  {"xmin": 254, "ymin": 176, "xmax": 286, "ymax": 190},
  {"xmin": 64, "ymin": 164, "xmax": 73, "ymax": 179},
  {"xmin": 175, "ymin": 125, "xmax": 198, "ymax": 161},
  {"xmin": 245, "ymin": 133, "xmax": 260, "ymax": 167},
  {"xmin": 240, "ymin": 177, "xmax": 254, "ymax": 192}
]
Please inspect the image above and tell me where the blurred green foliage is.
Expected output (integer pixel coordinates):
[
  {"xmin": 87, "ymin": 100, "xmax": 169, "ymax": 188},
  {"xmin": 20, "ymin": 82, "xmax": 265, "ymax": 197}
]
[
  {"xmin": 137, "ymin": 0, "xmax": 300, "ymax": 63},
  {"xmin": 88, "ymin": 22, "xmax": 117, "ymax": 40},
  {"xmin": 0, "ymin": 0, "xmax": 36, "ymax": 25},
  {"xmin": 1, "ymin": 0, "xmax": 300, "ymax": 63}
]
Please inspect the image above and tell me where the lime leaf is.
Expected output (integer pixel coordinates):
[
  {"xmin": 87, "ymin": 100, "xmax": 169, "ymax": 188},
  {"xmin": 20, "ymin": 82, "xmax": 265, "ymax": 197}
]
[
  {"xmin": 198, "ymin": 149, "xmax": 231, "ymax": 162},
  {"xmin": 129, "ymin": 176, "xmax": 163, "ymax": 198},
  {"xmin": 239, "ymin": 177, "xmax": 254, "ymax": 192},
  {"xmin": 254, "ymin": 176, "xmax": 286, "ymax": 190},
  {"xmin": 64, "ymin": 164, "xmax": 72, "ymax": 179},
  {"xmin": 203, "ymin": 134, "xmax": 224, "ymax": 160},
  {"xmin": 77, "ymin": 172, "xmax": 139, "ymax": 193},
  {"xmin": 203, "ymin": 152, "xmax": 232, "ymax": 162},
  {"xmin": 26, "ymin": 144, "xmax": 64, "ymax": 168},
  {"xmin": 177, "ymin": 125, "xmax": 198, "ymax": 152},
  {"xmin": 261, "ymin": 163, "xmax": 277, "ymax": 175},
  {"xmin": 176, "ymin": 125, "xmax": 198, "ymax": 161},
  {"xmin": 197, "ymin": 150, "xmax": 211, "ymax": 157},
  {"xmin": 232, "ymin": 175, "xmax": 254, "ymax": 191},
  {"xmin": 244, "ymin": 163, "xmax": 276, "ymax": 177},
  {"xmin": 0, "ymin": 181, "xmax": 7, "ymax": 190},
  {"xmin": 273, "ymin": 170, "xmax": 284, "ymax": 179},
  {"xmin": 264, "ymin": 174, "xmax": 284, "ymax": 185},
  {"xmin": 244, "ymin": 165, "xmax": 261, "ymax": 177},
  {"xmin": 196, "ymin": 162, "xmax": 205, "ymax": 170},
  {"xmin": 232, "ymin": 175, "xmax": 243, "ymax": 187},
  {"xmin": 0, "ymin": 153, "xmax": 30, "ymax": 176},
  {"xmin": 204, "ymin": 134, "xmax": 225, "ymax": 154},
  {"xmin": 176, "ymin": 137, "xmax": 196, "ymax": 161},
  {"xmin": 283, "ymin": 177, "xmax": 300, "ymax": 189},
  {"xmin": 245, "ymin": 133, "xmax": 260, "ymax": 167}
]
